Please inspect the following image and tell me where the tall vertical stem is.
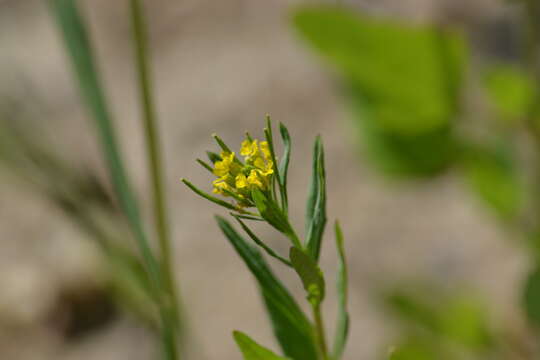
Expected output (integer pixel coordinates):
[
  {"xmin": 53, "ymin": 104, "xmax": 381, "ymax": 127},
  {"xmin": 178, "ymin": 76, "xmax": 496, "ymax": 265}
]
[{"xmin": 129, "ymin": 0, "xmax": 180, "ymax": 358}]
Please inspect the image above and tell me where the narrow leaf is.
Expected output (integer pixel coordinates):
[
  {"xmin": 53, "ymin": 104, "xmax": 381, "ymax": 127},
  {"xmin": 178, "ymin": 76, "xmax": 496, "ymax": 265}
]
[
  {"xmin": 233, "ymin": 215, "xmax": 292, "ymax": 267},
  {"xmin": 233, "ymin": 331, "xmax": 291, "ymax": 360},
  {"xmin": 47, "ymin": 0, "xmax": 162, "ymax": 296},
  {"xmin": 305, "ymin": 136, "xmax": 327, "ymax": 261},
  {"xmin": 252, "ymin": 188, "xmax": 296, "ymax": 243},
  {"xmin": 181, "ymin": 178, "xmax": 237, "ymax": 211},
  {"xmin": 216, "ymin": 217, "xmax": 318, "ymax": 360},
  {"xmin": 524, "ymin": 266, "xmax": 540, "ymax": 328},
  {"xmin": 290, "ymin": 247, "xmax": 325, "ymax": 306},
  {"xmin": 207, "ymin": 150, "xmax": 222, "ymax": 164},
  {"xmin": 212, "ymin": 133, "xmax": 233, "ymax": 153},
  {"xmin": 332, "ymin": 221, "xmax": 349, "ymax": 359},
  {"xmin": 197, "ymin": 158, "xmax": 214, "ymax": 173},
  {"xmin": 278, "ymin": 122, "xmax": 291, "ymax": 211}
]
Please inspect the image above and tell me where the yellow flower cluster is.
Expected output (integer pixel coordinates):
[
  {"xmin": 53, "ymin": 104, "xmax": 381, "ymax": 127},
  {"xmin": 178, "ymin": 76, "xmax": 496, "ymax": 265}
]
[{"xmin": 212, "ymin": 138, "xmax": 274, "ymax": 207}]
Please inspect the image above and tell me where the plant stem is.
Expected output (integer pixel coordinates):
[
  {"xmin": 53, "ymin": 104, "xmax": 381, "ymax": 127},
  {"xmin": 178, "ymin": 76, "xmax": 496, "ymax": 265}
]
[
  {"xmin": 129, "ymin": 0, "xmax": 180, "ymax": 358},
  {"xmin": 524, "ymin": 0, "xmax": 540, "ymax": 124},
  {"xmin": 312, "ymin": 303, "xmax": 330, "ymax": 360},
  {"xmin": 523, "ymin": 0, "xmax": 540, "ymax": 233}
]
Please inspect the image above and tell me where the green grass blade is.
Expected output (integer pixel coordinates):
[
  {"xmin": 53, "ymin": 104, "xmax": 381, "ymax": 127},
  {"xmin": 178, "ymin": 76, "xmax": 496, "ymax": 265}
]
[
  {"xmin": 216, "ymin": 217, "xmax": 318, "ymax": 360},
  {"xmin": 47, "ymin": 0, "xmax": 161, "ymax": 293},
  {"xmin": 332, "ymin": 221, "xmax": 349, "ymax": 359},
  {"xmin": 305, "ymin": 136, "xmax": 327, "ymax": 261},
  {"xmin": 47, "ymin": 2, "xmax": 175, "ymax": 359}
]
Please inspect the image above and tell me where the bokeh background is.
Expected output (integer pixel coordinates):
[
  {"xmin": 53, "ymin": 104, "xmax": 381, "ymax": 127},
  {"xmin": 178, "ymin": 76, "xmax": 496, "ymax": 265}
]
[{"xmin": 0, "ymin": 0, "xmax": 530, "ymax": 359}]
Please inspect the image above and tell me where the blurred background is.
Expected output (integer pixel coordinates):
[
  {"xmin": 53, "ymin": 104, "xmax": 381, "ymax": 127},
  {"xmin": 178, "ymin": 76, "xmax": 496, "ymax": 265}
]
[{"xmin": 0, "ymin": 0, "xmax": 534, "ymax": 359}]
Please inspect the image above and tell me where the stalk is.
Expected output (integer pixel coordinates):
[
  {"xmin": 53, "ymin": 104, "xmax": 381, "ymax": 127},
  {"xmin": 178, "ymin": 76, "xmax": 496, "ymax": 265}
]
[
  {"xmin": 129, "ymin": 0, "xmax": 180, "ymax": 358},
  {"xmin": 523, "ymin": 0, "xmax": 540, "ymax": 232},
  {"xmin": 312, "ymin": 303, "xmax": 330, "ymax": 360}
]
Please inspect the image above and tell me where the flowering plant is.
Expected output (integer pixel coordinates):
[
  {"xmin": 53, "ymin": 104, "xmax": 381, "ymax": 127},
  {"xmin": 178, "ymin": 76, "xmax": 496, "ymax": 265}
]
[{"xmin": 182, "ymin": 117, "xmax": 349, "ymax": 360}]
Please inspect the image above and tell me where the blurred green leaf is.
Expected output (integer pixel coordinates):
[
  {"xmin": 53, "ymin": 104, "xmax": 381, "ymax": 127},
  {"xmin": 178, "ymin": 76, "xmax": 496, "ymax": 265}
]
[
  {"xmin": 438, "ymin": 296, "xmax": 492, "ymax": 349},
  {"xmin": 292, "ymin": 6, "xmax": 465, "ymax": 135},
  {"xmin": 233, "ymin": 331, "xmax": 290, "ymax": 360},
  {"xmin": 292, "ymin": 6, "xmax": 466, "ymax": 177},
  {"xmin": 523, "ymin": 266, "xmax": 540, "ymax": 327},
  {"xmin": 388, "ymin": 339, "xmax": 438, "ymax": 360},
  {"xmin": 216, "ymin": 217, "xmax": 318, "ymax": 360},
  {"xmin": 332, "ymin": 221, "xmax": 349, "ymax": 359},
  {"xmin": 290, "ymin": 247, "xmax": 325, "ymax": 306},
  {"xmin": 350, "ymin": 97, "xmax": 457, "ymax": 176},
  {"xmin": 47, "ymin": 0, "xmax": 163, "ymax": 295},
  {"xmin": 305, "ymin": 136, "xmax": 327, "ymax": 261},
  {"xmin": 461, "ymin": 143, "xmax": 524, "ymax": 220},
  {"xmin": 386, "ymin": 288, "xmax": 493, "ymax": 352},
  {"xmin": 386, "ymin": 290, "xmax": 439, "ymax": 333},
  {"xmin": 483, "ymin": 65, "xmax": 535, "ymax": 121}
]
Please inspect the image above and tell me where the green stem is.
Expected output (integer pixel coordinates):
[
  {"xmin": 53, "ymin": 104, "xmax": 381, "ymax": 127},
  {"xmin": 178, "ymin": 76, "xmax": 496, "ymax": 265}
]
[
  {"xmin": 129, "ymin": 0, "xmax": 180, "ymax": 358},
  {"xmin": 312, "ymin": 303, "xmax": 329, "ymax": 360},
  {"xmin": 523, "ymin": 0, "xmax": 540, "ymax": 233}
]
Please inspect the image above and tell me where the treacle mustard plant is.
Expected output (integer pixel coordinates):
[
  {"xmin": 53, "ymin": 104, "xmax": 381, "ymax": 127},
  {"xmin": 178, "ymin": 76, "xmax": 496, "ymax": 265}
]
[{"xmin": 182, "ymin": 117, "xmax": 349, "ymax": 360}]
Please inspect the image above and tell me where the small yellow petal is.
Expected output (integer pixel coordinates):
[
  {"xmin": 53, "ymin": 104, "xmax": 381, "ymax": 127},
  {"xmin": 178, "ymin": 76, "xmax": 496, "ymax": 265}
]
[
  {"xmin": 240, "ymin": 140, "xmax": 252, "ymax": 157},
  {"xmin": 260, "ymin": 141, "xmax": 271, "ymax": 159},
  {"xmin": 247, "ymin": 170, "xmax": 263, "ymax": 188},
  {"xmin": 236, "ymin": 174, "xmax": 248, "ymax": 189}
]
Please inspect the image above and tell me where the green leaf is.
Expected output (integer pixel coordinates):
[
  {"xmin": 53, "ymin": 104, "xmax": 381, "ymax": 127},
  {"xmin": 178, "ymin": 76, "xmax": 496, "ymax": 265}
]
[
  {"xmin": 233, "ymin": 331, "xmax": 290, "ymax": 360},
  {"xmin": 332, "ymin": 221, "xmax": 349, "ymax": 359},
  {"xmin": 233, "ymin": 215, "xmax": 292, "ymax": 267},
  {"xmin": 212, "ymin": 133, "xmax": 233, "ymax": 154},
  {"xmin": 251, "ymin": 188, "xmax": 298, "ymax": 246},
  {"xmin": 216, "ymin": 217, "xmax": 318, "ymax": 360},
  {"xmin": 278, "ymin": 122, "xmax": 291, "ymax": 211},
  {"xmin": 181, "ymin": 179, "xmax": 237, "ymax": 211},
  {"xmin": 292, "ymin": 6, "xmax": 465, "ymax": 135},
  {"xmin": 460, "ymin": 142, "xmax": 524, "ymax": 220},
  {"xmin": 350, "ymin": 95, "xmax": 457, "ymax": 177},
  {"xmin": 386, "ymin": 287, "xmax": 493, "ymax": 350},
  {"xmin": 196, "ymin": 158, "xmax": 214, "ymax": 173},
  {"xmin": 292, "ymin": 6, "xmax": 466, "ymax": 178},
  {"xmin": 289, "ymin": 247, "xmax": 325, "ymax": 306},
  {"xmin": 305, "ymin": 136, "xmax": 327, "ymax": 261},
  {"xmin": 388, "ymin": 339, "xmax": 438, "ymax": 360},
  {"xmin": 437, "ymin": 296, "xmax": 492, "ymax": 349},
  {"xmin": 523, "ymin": 266, "xmax": 540, "ymax": 328},
  {"xmin": 206, "ymin": 151, "xmax": 222, "ymax": 164},
  {"xmin": 483, "ymin": 65, "xmax": 535, "ymax": 121}
]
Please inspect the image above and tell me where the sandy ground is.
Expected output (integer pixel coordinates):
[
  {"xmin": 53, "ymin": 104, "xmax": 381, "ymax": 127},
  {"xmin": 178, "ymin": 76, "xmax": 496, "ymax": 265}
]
[{"xmin": 0, "ymin": 0, "xmax": 528, "ymax": 359}]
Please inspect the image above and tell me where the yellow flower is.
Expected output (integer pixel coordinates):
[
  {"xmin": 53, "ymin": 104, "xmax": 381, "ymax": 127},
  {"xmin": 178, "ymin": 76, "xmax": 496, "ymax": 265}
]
[
  {"xmin": 259, "ymin": 141, "xmax": 271, "ymax": 160},
  {"xmin": 209, "ymin": 136, "xmax": 276, "ymax": 207},
  {"xmin": 240, "ymin": 139, "xmax": 258, "ymax": 158},
  {"xmin": 235, "ymin": 174, "xmax": 248, "ymax": 189},
  {"xmin": 213, "ymin": 151, "xmax": 235, "ymax": 177},
  {"xmin": 212, "ymin": 177, "xmax": 231, "ymax": 195},
  {"xmin": 247, "ymin": 170, "xmax": 263, "ymax": 188}
]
